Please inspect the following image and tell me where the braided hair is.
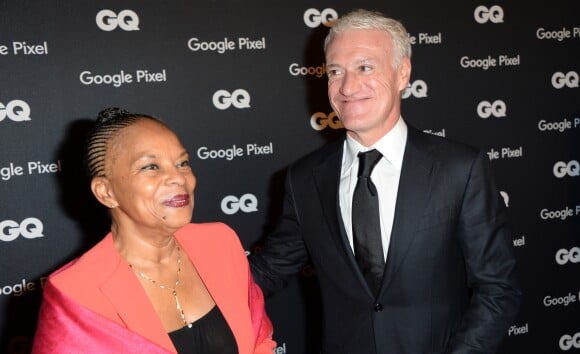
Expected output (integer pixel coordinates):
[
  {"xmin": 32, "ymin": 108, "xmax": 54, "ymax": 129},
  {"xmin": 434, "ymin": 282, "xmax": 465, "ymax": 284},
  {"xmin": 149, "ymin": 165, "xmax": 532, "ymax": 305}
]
[{"xmin": 86, "ymin": 107, "xmax": 157, "ymax": 178}]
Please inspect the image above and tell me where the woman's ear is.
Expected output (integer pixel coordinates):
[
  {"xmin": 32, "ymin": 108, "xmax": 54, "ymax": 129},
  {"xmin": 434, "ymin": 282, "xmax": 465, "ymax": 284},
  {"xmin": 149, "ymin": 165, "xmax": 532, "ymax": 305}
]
[{"xmin": 91, "ymin": 177, "xmax": 118, "ymax": 209}]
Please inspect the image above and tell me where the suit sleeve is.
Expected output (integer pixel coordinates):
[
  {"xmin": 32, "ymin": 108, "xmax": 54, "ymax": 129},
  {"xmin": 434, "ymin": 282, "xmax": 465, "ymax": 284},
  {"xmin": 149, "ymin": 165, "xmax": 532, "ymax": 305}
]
[
  {"xmin": 450, "ymin": 152, "xmax": 522, "ymax": 353},
  {"xmin": 250, "ymin": 168, "xmax": 310, "ymax": 297}
]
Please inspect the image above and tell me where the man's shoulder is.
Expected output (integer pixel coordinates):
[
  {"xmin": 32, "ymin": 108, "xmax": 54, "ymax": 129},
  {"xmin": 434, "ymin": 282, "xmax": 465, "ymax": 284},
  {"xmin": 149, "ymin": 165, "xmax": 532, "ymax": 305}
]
[
  {"xmin": 290, "ymin": 137, "xmax": 344, "ymax": 170},
  {"xmin": 408, "ymin": 126, "xmax": 480, "ymax": 161}
]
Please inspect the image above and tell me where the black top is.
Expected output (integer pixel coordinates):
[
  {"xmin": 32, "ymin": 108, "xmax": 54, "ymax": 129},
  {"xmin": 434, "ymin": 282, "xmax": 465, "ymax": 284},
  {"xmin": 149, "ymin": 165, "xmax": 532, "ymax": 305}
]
[{"xmin": 168, "ymin": 305, "xmax": 238, "ymax": 354}]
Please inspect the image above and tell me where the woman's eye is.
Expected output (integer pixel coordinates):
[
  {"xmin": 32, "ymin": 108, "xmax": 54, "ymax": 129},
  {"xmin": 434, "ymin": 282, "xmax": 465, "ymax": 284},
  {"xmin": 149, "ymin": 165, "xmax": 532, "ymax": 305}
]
[
  {"xmin": 141, "ymin": 164, "xmax": 159, "ymax": 171},
  {"xmin": 178, "ymin": 160, "xmax": 190, "ymax": 168}
]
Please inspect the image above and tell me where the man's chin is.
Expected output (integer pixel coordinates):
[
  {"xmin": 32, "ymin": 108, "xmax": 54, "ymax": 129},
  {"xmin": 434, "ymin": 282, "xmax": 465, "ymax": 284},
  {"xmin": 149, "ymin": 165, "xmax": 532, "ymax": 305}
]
[{"xmin": 339, "ymin": 114, "xmax": 368, "ymax": 129}]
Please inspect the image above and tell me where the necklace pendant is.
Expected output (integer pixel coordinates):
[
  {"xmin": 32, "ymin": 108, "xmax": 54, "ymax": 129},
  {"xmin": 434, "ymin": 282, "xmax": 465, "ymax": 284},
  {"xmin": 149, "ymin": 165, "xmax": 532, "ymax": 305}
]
[{"xmin": 128, "ymin": 245, "xmax": 187, "ymax": 328}]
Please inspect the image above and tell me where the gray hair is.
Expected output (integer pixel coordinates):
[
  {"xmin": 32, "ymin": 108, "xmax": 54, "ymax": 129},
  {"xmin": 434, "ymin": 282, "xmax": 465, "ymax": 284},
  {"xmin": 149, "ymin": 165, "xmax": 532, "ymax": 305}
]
[{"xmin": 324, "ymin": 9, "xmax": 412, "ymax": 68}]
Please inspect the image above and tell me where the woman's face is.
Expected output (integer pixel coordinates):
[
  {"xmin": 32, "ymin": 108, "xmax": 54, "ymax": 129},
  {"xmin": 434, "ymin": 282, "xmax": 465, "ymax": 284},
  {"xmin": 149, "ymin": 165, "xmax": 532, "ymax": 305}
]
[{"xmin": 103, "ymin": 119, "xmax": 196, "ymax": 233}]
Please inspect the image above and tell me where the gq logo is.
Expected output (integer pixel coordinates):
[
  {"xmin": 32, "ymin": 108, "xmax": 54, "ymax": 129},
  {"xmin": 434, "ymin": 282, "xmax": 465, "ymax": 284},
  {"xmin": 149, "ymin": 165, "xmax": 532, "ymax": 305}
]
[
  {"xmin": 559, "ymin": 332, "xmax": 580, "ymax": 351},
  {"xmin": 221, "ymin": 194, "xmax": 258, "ymax": 215},
  {"xmin": 96, "ymin": 9, "xmax": 140, "ymax": 31},
  {"xmin": 310, "ymin": 112, "xmax": 343, "ymax": 131},
  {"xmin": 553, "ymin": 160, "xmax": 580, "ymax": 178},
  {"xmin": 477, "ymin": 100, "xmax": 506, "ymax": 118},
  {"xmin": 555, "ymin": 247, "xmax": 580, "ymax": 265},
  {"xmin": 212, "ymin": 89, "xmax": 251, "ymax": 110},
  {"xmin": 474, "ymin": 5, "xmax": 504, "ymax": 24},
  {"xmin": 402, "ymin": 80, "xmax": 428, "ymax": 99},
  {"xmin": 0, "ymin": 100, "xmax": 31, "ymax": 122},
  {"xmin": 0, "ymin": 218, "xmax": 44, "ymax": 242},
  {"xmin": 551, "ymin": 71, "xmax": 579, "ymax": 89},
  {"xmin": 303, "ymin": 8, "xmax": 338, "ymax": 28}
]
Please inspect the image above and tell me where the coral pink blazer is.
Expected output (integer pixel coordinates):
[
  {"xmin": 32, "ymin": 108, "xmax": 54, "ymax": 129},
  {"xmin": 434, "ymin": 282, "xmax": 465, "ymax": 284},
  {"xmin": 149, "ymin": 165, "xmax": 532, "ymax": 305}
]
[{"xmin": 32, "ymin": 223, "xmax": 275, "ymax": 354}]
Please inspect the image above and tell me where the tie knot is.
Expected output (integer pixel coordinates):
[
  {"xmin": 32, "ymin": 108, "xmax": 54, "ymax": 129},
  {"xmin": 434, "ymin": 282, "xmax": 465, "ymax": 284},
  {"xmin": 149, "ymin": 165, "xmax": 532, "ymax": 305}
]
[{"xmin": 357, "ymin": 149, "xmax": 382, "ymax": 178}]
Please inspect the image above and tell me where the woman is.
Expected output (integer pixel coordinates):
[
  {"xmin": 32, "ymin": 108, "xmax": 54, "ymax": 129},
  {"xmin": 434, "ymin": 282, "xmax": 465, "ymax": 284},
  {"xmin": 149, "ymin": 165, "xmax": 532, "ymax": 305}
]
[{"xmin": 32, "ymin": 108, "xmax": 275, "ymax": 353}]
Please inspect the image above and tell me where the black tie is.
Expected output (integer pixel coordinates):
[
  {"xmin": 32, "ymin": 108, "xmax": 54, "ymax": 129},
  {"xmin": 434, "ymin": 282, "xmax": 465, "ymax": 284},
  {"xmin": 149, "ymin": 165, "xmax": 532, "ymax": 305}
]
[{"xmin": 352, "ymin": 149, "xmax": 384, "ymax": 296}]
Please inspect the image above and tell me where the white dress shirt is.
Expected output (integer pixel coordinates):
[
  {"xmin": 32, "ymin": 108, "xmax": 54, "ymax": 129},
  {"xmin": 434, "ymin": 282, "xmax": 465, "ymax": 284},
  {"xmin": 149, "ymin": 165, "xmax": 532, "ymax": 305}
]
[{"xmin": 339, "ymin": 117, "xmax": 408, "ymax": 262}]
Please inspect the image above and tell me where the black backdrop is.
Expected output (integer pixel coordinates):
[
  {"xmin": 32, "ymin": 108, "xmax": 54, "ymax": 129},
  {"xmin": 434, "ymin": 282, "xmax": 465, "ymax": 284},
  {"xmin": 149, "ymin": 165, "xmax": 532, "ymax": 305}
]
[{"xmin": 1, "ymin": 1, "xmax": 579, "ymax": 353}]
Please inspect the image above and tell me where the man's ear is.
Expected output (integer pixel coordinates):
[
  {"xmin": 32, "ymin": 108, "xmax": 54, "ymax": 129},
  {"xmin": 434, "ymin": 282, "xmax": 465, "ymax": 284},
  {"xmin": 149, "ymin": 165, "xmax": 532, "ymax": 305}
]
[
  {"xmin": 91, "ymin": 177, "xmax": 118, "ymax": 209},
  {"xmin": 397, "ymin": 57, "xmax": 412, "ymax": 91}
]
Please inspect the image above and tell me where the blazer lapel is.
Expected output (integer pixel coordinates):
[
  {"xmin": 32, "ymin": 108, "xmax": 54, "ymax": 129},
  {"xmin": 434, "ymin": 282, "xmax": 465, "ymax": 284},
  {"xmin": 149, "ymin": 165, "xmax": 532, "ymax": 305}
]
[
  {"xmin": 175, "ymin": 226, "xmax": 253, "ymax": 354},
  {"xmin": 99, "ymin": 238, "xmax": 175, "ymax": 352},
  {"xmin": 380, "ymin": 128, "xmax": 436, "ymax": 294}
]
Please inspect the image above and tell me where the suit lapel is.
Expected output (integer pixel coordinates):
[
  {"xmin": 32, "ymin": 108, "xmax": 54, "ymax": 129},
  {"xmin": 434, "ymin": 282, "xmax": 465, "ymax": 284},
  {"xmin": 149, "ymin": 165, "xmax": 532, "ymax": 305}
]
[
  {"xmin": 313, "ymin": 139, "xmax": 375, "ymax": 295},
  {"xmin": 312, "ymin": 141, "xmax": 349, "ymax": 256},
  {"xmin": 380, "ymin": 128, "xmax": 436, "ymax": 294}
]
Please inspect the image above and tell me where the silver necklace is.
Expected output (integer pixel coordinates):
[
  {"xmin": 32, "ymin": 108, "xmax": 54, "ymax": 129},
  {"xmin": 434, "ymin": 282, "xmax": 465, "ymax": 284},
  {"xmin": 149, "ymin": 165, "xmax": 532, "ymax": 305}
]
[{"xmin": 129, "ymin": 246, "xmax": 191, "ymax": 328}]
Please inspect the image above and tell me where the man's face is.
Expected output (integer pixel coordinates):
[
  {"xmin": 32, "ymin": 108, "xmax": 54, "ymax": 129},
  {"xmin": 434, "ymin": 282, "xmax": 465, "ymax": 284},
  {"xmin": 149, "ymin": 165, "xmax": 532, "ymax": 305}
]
[{"xmin": 326, "ymin": 29, "xmax": 411, "ymax": 146}]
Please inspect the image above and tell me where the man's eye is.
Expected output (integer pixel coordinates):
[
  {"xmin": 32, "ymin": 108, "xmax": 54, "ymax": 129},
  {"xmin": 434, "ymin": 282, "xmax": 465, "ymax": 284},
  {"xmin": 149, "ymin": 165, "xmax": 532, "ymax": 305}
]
[
  {"xmin": 360, "ymin": 65, "xmax": 372, "ymax": 72},
  {"xmin": 327, "ymin": 69, "xmax": 341, "ymax": 77}
]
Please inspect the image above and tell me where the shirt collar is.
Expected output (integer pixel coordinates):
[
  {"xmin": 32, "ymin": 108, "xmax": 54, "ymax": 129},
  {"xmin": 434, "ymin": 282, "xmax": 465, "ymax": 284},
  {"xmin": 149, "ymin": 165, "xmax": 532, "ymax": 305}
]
[{"xmin": 342, "ymin": 117, "xmax": 408, "ymax": 175}]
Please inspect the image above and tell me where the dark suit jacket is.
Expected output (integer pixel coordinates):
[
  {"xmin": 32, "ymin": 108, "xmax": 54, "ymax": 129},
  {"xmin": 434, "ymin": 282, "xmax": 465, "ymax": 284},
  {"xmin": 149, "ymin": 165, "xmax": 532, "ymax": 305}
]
[{"xmin": 251, "ymin": 126, "xmax": 521, "ymax": 354}]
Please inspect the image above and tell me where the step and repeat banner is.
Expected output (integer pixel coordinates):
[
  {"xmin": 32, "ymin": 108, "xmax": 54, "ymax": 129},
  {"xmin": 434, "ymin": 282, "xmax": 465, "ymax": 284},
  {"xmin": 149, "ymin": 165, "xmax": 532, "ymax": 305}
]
[{"xmin": 1, "ymin": 1, "xmax": 578, "ymax": 353}]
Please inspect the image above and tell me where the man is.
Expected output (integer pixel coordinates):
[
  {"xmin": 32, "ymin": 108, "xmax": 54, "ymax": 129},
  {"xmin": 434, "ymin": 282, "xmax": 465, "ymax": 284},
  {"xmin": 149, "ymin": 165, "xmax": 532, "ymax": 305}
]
[{"xmin": 250, "ymin": 9, "xmax": 521, "ymax": 354}]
